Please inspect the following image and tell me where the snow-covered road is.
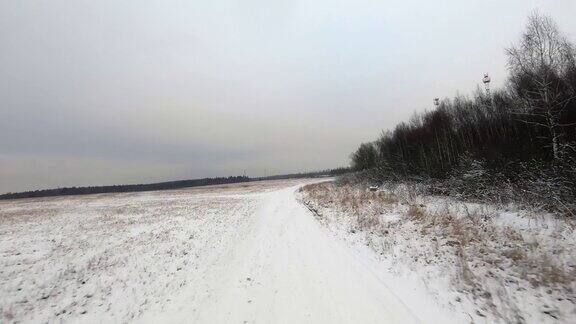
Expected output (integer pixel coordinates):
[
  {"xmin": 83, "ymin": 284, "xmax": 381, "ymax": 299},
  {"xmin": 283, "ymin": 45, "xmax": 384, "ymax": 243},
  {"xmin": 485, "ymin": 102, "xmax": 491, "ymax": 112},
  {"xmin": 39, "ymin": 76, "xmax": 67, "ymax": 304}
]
[
  {"xmin": 1, "ymin": 180, "xmax": 460, "ymax": 323},
  {"xmin": 142, "ymin": 184, "xmax": 456, "ymax": 324}
]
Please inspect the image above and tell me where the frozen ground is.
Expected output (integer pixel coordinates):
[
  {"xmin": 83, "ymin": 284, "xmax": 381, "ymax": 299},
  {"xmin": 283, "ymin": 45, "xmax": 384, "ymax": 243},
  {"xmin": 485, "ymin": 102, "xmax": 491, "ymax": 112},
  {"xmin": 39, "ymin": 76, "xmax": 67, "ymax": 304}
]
[
  {"xmin": 1, "ymin": 179, "xmax": 463, "ymax": 323},
  {"xmin": 299, "ymin": 181, "xmax": 576, "ymax": 323}
]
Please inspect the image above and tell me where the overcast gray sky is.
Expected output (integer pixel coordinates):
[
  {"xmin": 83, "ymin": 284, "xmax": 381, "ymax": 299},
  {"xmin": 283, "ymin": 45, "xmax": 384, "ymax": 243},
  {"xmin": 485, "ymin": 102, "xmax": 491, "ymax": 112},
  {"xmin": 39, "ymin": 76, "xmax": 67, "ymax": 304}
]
[{"xmin": 1, "ymin": 0, "xmax": 575, "ymax": 193}]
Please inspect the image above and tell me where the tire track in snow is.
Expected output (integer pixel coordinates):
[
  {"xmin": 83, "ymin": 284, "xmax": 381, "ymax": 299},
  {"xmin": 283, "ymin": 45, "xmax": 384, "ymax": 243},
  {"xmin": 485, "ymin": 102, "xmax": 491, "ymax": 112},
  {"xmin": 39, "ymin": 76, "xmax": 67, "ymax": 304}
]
[{"xmin": 145, "ymin": 184, "xmax": 432, "ymax": 323}]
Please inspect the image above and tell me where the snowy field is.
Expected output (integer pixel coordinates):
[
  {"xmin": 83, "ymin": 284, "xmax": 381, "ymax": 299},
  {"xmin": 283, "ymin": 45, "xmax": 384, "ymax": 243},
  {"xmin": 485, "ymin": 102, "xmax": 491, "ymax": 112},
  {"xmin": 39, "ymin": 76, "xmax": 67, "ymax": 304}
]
[{"xmin": 1, "ymin": 178, "xmax": 464, "ymax": 323}]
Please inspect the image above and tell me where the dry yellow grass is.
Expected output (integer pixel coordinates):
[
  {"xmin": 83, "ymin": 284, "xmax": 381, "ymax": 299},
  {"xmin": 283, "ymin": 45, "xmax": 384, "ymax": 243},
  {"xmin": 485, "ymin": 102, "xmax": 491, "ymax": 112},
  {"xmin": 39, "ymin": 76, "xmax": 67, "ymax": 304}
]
[{"xmin": 299, "ymin": 181, "xmax": 576, "ymax": 321}]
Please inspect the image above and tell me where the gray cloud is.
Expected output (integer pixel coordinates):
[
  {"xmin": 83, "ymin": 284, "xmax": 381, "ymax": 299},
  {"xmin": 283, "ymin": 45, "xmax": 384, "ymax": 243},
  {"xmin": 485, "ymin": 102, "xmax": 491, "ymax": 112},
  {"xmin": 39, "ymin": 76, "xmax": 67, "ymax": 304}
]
[{"xmin": 1, "ymin": 0, "xmax": 575, "ymax": 192}]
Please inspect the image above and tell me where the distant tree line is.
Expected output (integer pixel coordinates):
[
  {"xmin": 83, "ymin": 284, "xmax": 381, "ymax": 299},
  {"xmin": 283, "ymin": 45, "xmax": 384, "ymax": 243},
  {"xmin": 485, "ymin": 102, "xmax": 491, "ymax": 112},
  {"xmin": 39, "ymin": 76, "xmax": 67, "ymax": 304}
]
[
  {"xmin": 350, "ymin": 13, "xmax": 576, "ymax": 214},
  {"xmin": 0, "ymin": 176, "xmax": 250, "ymax": 200},
  {"xmin": 0, "ymin": 167, "xmax": 350, "ymax": 200},
  {"xmin": 255, "ymin": 167, "xmax": 351, "ymax": 181}
]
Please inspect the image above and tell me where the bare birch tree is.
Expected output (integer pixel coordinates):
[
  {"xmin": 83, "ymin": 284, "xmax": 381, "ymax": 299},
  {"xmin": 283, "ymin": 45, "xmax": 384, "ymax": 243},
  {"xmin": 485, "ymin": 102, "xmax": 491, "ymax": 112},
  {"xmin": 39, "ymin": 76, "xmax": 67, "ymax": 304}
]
[{"xmin": 507, "ymin": 11, "xmax": 576, "ymax": 160}]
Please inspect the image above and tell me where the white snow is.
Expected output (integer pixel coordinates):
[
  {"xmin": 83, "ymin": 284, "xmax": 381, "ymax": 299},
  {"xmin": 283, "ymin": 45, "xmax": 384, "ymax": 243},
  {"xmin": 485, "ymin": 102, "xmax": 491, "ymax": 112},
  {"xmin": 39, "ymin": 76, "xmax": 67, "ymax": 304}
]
[
  {"xmin": 1, "ymin": 179, "xmax": 462, "ymax": 323},
  {"xmin": 299, "ymin": 181, "xmax": 576, "ymax": 323}
]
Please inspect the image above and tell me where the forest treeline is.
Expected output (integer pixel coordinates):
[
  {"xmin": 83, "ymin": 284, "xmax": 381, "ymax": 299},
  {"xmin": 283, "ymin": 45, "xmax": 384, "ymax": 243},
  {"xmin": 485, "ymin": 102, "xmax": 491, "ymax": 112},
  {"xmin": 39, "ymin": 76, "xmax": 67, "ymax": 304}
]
[
  {"xmin": 0, "ymin": 168, "xmax": 349, "ymax": 200},
  {"xmin": 255, "ymin": 167, "xmax": 350, "ymax": 181},
  {"xmin": 0, "ymin": 176, "xmax": 250, "ymax": 200},
  {"xmin": 350, "ymin": 13, "xmax": 576, "ymax": 215}
]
